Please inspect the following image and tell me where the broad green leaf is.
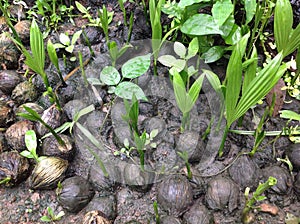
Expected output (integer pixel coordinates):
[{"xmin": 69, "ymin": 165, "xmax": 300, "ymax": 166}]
[
  {"xmin": 53, "ymin": 43, "xmax": 65, "ymax": 49},
  {"xmin": 202, "ymin": 46, "xmax": 224, "ymax": 63},
  {"xmin": 245, "ymin": 0, "xmax": 256, "ymax": 24},
  {"xmin": 186, "ymin": 37, "xmax": 199, "ymax": 59},
  {"xmin": 100, "ymin": 66, "xmax": 121, "ymax": 86},
  {"xmin": 242, "ymin": 46, "xmax": 257, "ymax": 94},
  {"xmin": 283, "ymin": 24, "xmax": 300, "ymax": 57},
  {"xmin": 280, "ymin": 110, "xmax": 300, "ymax": 121},
  {"xmin": 224, "ymin": 24, "xmax": 241, "ymax": 45},
  {"xmin": 115, "ymin": 82, "xmax": 147, "ymax": 101},
  {"xmin": 181, "ymin": 14, "xmax": 223, "ymax": 36},
  {"xmin": 40, "ymin": 216, "xmax": 52, "ymax": 222},
  {"xmin": 158, "ymin": 55, "xmax": 185, "ymax": 72},
  {"xmin": 122, "ymin": 54, "xmax": 151, "ymax": 79},
  {"xmin": 47, "ymin": 39, "xmax": 59, "ymax": 71},
  {"xmin": 55, "ymin": 211, "xmax": 65, "ymax": 219},
  {"xmin": 274, "ymin": 0, "xmax": 293, "ymax": 53},
  {"xmin": 59, "ymin": 33, "xmax": 70, "ymax": 46},
  {"xmin": 20, "ymin": 150, "xmax": 33, "ymax": 158},
  {"xmin": 225, "ymin": 42, "xmax": 243, "ymax": 126},
  {"xmin": 65, "ymin": 45, "xmax": 74, "ymax": 53},
  {"xmin": 212, "ymin": 0, "xmax": 234, "ymax": 27},
  {"xmin": 25, "ymin": 130, "xmax": 37, "ymax": 152},
  {"xmin": 188, "ymin": 74, "xmax": 204, "ymax": 104},
  {"xmin": 158, "ymin": 55, "xmax": 178, "ymax": 67},
  {"xmin": 178, "ymin": 0, "xmax": 203, "ymax": 9},
  {"xmin": 174, "ymin": 41, "xmax": 186, "ymax": 58},
  {"xmin": 233, "ymin": 53, "xmax": 286, "ymax": 123},
  {"xmin": 71, "ymin": 30, "xmax": 82, "ymax": 45},
  {"xmin": 75, "ymin": 1, "xmax": 89, "ymax": 14},
  {"xmin": 220, "ymin": 14, "xmax": 235, "ymax": 38}
]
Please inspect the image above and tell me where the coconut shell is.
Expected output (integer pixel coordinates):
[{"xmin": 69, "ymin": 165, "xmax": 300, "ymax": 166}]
[
  {"xmin": 29, "ymin": 157, "xmax": 68, "ymax": 190},
  {"xmin": 0, "ymin": 151, "xmax": 30, "ymax": 187},
  {"xmin": 57, "ymin": 176, "xmax": 94, "ymax": 213},
  {"xmin": 0, "ymin": 70, "xmax": 23, "ymax": 94},
  {"xmin": 157, "ymin": 175, "xmax": 193, "ymax": 216},
  {"xmin": 0, "ymin": 33, "xmax": 20, "ymax": 69},
  {"xmin": 5, "ymin": 120, "xmax": 35, "ymax": 151}
]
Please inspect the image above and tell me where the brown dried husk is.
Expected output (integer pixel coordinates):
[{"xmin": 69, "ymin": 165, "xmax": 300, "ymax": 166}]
[
  {"xmin": 0, "ymin": 70, "xmax": 23, "ymax": 94},
  {"xmin": 0, "ymin": 151, "xmax": 30, "ymax": 187},
  {"xmin": 82, "ymin": 211, "xmax": 112, "ymax": 224},
  {"xmin": 0, "ymin": 32, "xmax": 20, "ymax": 69},
  {"xmin": 57, "ymin": 176, "xmax": 95, "ymax": 213},
  {"xmin": 29, "ymin": 157, "xmax": 68, "ymax": 190},
  {"xmin": 5, "ymin": 120, "xmax": 35, "ymax": 151},
  {"xmin": 42, "ymin": 134, "xmax": 75, "ymax": 161},
  {"xmin": 157, "ymin": 175, "xmax": 193, "ymax": 217}
]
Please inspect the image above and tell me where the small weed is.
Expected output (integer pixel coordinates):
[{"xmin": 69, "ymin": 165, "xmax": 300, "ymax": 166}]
[
  {"xmin": 242, "ymin": 176, "xmax": 277, "ymax": 223},
  {"xmin": 40, "ymin": 207, "xmax": 65, "ymax": 222},
  {"xmin": 88, "ymin": 54, "xmax": 151, "ymax": 101},
  {"xmin": 20, "ymin": 130, "xmax": 45, "ymax": 163},
  {"xmin": 53, "ymin": 30, "xmax": 82, "ymax": 61}
]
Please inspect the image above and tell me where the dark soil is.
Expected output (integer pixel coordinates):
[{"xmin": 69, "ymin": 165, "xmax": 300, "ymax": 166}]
[{"xmin": 0, "ymin": 1, "xmax": 300, "ymax": 224}]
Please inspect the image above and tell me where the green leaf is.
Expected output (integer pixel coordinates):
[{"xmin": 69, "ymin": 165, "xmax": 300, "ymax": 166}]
[
  {"xmin": 75, "ymin": 1, "xmax": 89, "ymax": 14},
  {"xmin": 65, "ymin": 45, "xmax": 74, "ymax": 53},
  {"xmin": 100, "ymin": 66, "xmax": 121, "ymax": 86},
  {"xmin": 202, "ymin": 69, "xmax": 223, "ymax": 95},
  {"xmin": 40, "ymin": 216, "xmax": 52, "ymax": 222},
  {"xmin": 220, "ymin": 14, "xmax": 235, "ymax": 38},
  {"xmin": 55, "ymin": 211, "xmax": 65, "ymax": 219},
  {"xmin": 283, "ymin": 24, "xmax": 300, "ymax": 57},
  {"xmin": 280, "ymin": 110, "xmax": 300, "ymax": 121},
  {"xmin": 150, "ymin": 129, "xmax": 159, "ymax": 139},
  {"xmin": 188, "ymin": 74, "xmax": 204, "ymax": 105},
  {"xmin": 224, "ymin": 24, "xmax": 241, "ymax": 45},
  {"xmin": 20, "ymin": 150, "xmax": 33, "ymax": 158},
  {"xmin": 212, "ymin": 0, "xmax": 234, "ymax": 27},
  {"xmin": 122, "ymin": 54, "xmax": 151, "ymax": 79},
  {"xmin": 202, "ymin": 46, "xmax": 224, "ymax": 63},
  {"xmin": 181, "ymin": 14, "xmax": 223, "ymax": 36},
  {"xmin": 59, "ymin": 33, "xmax": 70, "ymax": 46},
  {"xmin": 71, "ymin": 30, "xmax": 82, "ymax": 45},
  {"xmin": 29, "ymin": 19, "xmax": 45, "ymax": 76},
  {"xmin": 178, "ymin": 0, "xmax": 203, "ymax": 9},
  {"xmin": 174, "ymin": 41, "xmax": 186, "ymax": 58},
  {"xmin": 274, "ymin": 0, "xmax": 293, "ymax": 53},
  {"xmin": 225, "ymin": 42, "xmax": 243, "ymax": 126},
  {"xmin": 244, "ymin": 0, "xmax": 257, "ymax": 24},
  {"xmin": 115, "ymin": 82, "xmax": 147, "ymax": 101},
  {"xmin": 25, "ymin": 130, "xmax": 37, "ymax": 152},
  {"xmin": 75, "ymin": 105, "xmax": 95, "ymax": 121},
  {"xmin": 242, "ymin": 46, "xmax": 257, "ymax": 94},
  {"xmin": 172, "ymin": 69, "xmax": 194, "ymax": 113},
  {"xmin": 186, "ymin": 37, "xmax": 199, "ymax": 59},
  {"xmin": 158, "ymin": 55, "xmax": 185, "ymax": 72},
  {"xmin": 234, "ymin": 53, "xmax": 286, "ymax": 123},
  {"xmin": 47, "ymin": 39, "xmax": 59, "ymax": 71}
]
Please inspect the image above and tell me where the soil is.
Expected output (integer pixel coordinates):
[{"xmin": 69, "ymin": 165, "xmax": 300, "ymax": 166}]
[{"xmin": 0, "ymin": 1, "xmax": 300, "ymax": 224}]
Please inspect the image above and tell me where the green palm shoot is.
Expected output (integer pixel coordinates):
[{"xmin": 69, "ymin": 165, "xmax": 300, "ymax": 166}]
[
  {"xmin": 14, "ymin": 19, "xmax": 62, "ymax": 110},
  {"xmin": 171, "ymin": 67, "xmax": 204, "ymax": 132}
]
